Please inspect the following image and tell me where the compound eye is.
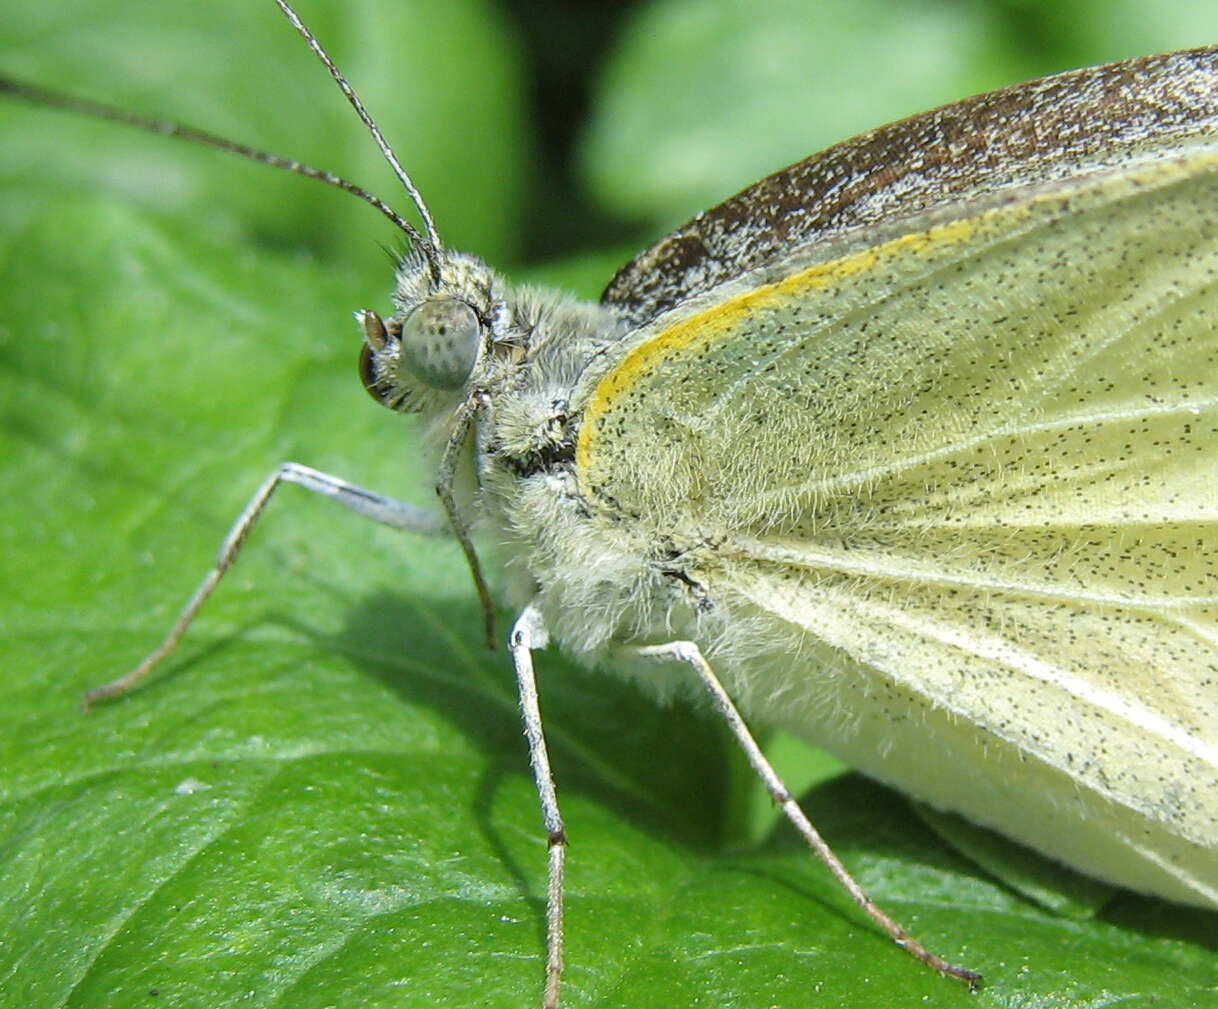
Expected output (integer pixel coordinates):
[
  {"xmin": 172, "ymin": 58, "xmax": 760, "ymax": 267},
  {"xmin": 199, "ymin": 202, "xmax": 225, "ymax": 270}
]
[{"xmin": 399, "ymin": 298, "xmax": 481, "ymax": 390}]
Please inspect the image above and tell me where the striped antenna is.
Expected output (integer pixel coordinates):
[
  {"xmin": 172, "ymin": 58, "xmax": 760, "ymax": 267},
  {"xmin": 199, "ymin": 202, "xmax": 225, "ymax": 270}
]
[
  {"xmin": 272, "ymin": 0, "xmax": 444, "ymax": 270},
  {"xmin": 0, "ymin": 2, "xmax": 444, "ymax": 280}
]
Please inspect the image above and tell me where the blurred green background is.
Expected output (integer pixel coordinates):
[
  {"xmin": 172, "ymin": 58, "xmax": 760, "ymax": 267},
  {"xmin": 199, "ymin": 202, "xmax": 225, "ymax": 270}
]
[{"xmin": 3, "ymin": 2, "xmax": 1218, "ymax": 1008}]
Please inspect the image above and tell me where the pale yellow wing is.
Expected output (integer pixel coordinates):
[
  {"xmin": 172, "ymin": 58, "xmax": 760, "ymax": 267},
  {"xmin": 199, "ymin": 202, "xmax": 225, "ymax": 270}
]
[{"xmin": 575, "ymin": 152, "xmax": 1218, "ymax": 906}]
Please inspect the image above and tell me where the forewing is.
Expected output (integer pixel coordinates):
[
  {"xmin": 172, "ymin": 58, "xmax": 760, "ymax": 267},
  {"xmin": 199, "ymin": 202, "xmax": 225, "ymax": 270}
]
[
  {"xmin": 576, "ymin": 151, "xmax": 1218, "ymax": 904},
  {"xmin": 602, "ymin": 46, "xmax": 1218, "ymax": 330}
]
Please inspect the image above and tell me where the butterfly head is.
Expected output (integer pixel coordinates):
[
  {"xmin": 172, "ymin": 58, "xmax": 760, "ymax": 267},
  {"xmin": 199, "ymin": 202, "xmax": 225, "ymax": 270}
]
[{"xmin": 357, "ymin": 248, "xmax": 506, "ymax": 415}]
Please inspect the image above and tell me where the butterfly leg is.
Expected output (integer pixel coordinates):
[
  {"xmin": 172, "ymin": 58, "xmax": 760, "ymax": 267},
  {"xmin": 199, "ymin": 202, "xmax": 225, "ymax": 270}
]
[
  {"xmin": 508, "ymin": 604, "xmax": 567, "ymax": 1009},
  {"xmin": 435, "ymin": 392, "xmax": 497, "ymax": 648},
  {"xmin": 83, "ymin": 461, "xmax": 449, "ymax": 709},
  {"xmin": 629, "ymin": 639, "xmax": 982, "ymax": 990}
]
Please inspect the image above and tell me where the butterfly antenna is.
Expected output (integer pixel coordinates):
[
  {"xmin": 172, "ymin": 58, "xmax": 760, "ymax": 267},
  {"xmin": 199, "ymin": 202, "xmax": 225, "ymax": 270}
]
[
  {"xmin": 273, "ymin": 0, "xmax": 443, "ymax": 281},
  {"xmin": 0, "ymin": 73, "xmax": 428, "ymax": 249}
]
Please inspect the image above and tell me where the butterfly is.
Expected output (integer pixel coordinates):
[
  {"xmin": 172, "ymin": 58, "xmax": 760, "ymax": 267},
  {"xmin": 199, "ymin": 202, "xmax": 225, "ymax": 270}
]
[{"xmin": 4, "ymin": 5, "xmax": 1216, "ymax": 1006}]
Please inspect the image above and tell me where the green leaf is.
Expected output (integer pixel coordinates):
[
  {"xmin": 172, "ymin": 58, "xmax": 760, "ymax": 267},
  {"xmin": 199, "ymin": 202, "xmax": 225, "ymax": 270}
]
[
  {"xmin": 2, "ymin": 4, "xmax": 1218, "ymax": 1009},
  {"xmin": 911, "ymin": 804, "xmax": 1116, "ymax": 919}
]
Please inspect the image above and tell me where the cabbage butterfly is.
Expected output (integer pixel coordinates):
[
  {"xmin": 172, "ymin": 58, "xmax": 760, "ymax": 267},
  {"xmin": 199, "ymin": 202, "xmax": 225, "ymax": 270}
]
[{"xmin": 3, "ymin": 2, "xmax": 1217, "ymax": 1007}]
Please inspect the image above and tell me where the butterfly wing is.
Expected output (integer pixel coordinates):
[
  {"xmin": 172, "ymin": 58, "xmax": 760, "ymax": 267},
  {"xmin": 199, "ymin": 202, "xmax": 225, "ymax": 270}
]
[
  {"xmin": 576, "ymin": 133, "xmax": 1218, "ymax": 906},
  {"xmin": 602, "ymin": 46, "xmax": 1218, "ymax": 329}
]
